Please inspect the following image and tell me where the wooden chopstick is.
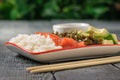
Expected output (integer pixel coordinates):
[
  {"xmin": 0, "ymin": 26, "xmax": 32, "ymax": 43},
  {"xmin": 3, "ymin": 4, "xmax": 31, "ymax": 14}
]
[{"xmin": 26, "ymin": 56, "xmax": 120, "ymax": 73}]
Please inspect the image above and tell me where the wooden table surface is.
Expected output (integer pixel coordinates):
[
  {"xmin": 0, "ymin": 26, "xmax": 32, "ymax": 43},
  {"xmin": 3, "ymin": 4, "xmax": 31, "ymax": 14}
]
[{"xmin": 0, "ymin": 20, "xmax": 120, "ymax": 80}]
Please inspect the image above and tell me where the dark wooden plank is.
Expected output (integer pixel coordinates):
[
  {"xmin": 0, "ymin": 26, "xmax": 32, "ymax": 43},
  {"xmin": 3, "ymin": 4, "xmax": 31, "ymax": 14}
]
[
  {"xmin": 54, "ymin": 64, "xmax": 120, "ymax": 80},
  {"xmin": 114, "ymin": 63, "xmax": 120, "ymax": 68},
  {"xmin": 0, "ymin": 39, "xmax": 55, "ymax": 80}
]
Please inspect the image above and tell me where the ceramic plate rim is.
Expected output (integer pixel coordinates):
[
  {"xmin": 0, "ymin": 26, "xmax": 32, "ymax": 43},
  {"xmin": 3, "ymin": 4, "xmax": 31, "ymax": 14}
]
[{"xmin": 5, "ymin": 42, "xmax": 120, "ymax": 55}]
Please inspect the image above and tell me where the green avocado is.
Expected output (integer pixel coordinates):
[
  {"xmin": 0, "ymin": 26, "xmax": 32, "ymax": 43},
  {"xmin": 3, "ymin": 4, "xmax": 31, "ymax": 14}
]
[
  {"xmin": 87, "ymin": 26, "xmax": 109, "ymax": 38},
  {"xmin": 87, "ymin": 26, "xmax": 119, "ymax": 44},
  {"xmin": 111, "ymin": 34, "xmax": 118, "ymax": 44},
  {"xmin": 104, "ymin": 34, "xmax": 118, "ymax": 44}
]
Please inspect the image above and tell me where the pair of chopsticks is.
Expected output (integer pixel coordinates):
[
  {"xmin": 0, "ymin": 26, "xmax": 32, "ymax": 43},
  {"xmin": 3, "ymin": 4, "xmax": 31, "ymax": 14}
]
[{"xmin": 26, "ymin": 56, "xmax": 120, "ymax": 73}]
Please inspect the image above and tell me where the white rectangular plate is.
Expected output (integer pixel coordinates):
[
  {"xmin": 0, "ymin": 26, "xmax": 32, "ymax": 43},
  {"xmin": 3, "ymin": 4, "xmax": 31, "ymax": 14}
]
[{"xmin": 5, "ymin": 42, "xmax": 120, "ymax": 63}]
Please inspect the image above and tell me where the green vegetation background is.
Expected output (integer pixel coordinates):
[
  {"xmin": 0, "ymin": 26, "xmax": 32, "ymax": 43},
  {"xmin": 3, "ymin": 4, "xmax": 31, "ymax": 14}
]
[{"xmin": 0, "ymin": 0, "xmax": 120, "ymax": 20}]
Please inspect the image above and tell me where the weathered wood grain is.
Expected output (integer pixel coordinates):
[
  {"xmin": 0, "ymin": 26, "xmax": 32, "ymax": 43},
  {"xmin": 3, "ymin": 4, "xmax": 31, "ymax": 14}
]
[
  {"xmin": 114, "ymin": 63, "xmax": 120, "ymax": 68},
  {"xmin": 54, "ymin": 64, "xmax": 120, "ymax": 80}
]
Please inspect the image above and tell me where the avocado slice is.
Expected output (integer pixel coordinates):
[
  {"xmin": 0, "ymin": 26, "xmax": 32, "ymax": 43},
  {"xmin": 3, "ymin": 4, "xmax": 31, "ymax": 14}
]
[
  {"xmin": 87, "ymin": 26, "xmax": 109, "ymax": 37},
  {"xmin": 111, "ymin": 34, "xmax": 118, "ymax": 44},
  {"xmin": 104, "ymin": 33, "xmax": 118, "ymax": 44},
  {"xmin": 102, "ymin": 40, "xmax": 114, "ymax": 44}
]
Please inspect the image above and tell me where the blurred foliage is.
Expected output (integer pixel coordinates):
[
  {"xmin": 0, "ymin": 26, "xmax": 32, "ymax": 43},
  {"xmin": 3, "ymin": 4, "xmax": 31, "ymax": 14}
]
[{"xmin": 0, "ymin": 0, "xmax": 120, "ymax": 20}]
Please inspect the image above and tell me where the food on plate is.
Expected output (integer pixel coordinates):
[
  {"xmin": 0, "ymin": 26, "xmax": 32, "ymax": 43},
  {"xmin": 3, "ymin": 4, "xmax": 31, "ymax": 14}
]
[
  {"xmin": 59, "ymin": 37, "xmax": 79, "ymax": 48},
  {"xmin": 36, "ymin": 33, "xmax": 83, "ymax": 48},
  {"xmin": 53, "ymin": 26, "xmax": 119, "ymax": 45},
  {"xmin": 8, "ymin": 25, "xmax": 119, "ymax": 53},
  {"xmin": 9, "ymin": 34, "xmax": 62, "ymax": 52},
  {"xmin": 87, "ymin": 26, "xmax": 109, "ymax": 37}
]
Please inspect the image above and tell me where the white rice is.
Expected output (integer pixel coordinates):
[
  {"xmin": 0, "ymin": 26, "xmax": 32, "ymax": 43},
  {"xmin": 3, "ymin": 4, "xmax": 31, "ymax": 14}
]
[{"xmin": 9, "ymin": 34, "xmax": 62, "ymax": 52}]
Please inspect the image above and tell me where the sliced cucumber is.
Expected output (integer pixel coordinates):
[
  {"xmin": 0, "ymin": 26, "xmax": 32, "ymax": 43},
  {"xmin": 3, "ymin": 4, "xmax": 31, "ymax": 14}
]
[{"xmin": 102, "ymin": 40, "xmax": 113, "ymax": 44}]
